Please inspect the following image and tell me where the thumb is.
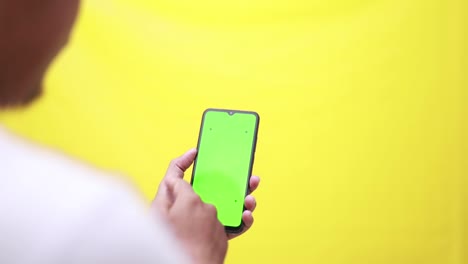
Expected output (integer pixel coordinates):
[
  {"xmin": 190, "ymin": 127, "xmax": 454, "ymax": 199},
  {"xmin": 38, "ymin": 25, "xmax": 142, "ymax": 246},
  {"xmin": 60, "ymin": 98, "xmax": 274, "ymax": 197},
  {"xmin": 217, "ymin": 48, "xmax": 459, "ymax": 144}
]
[
  {"xmin": 165, "ymin": 148, "xmax": 198, "ymax": 182},
  {"xmin": 153, "ymin": 148, "xmax": 197, "ymax": 212}
]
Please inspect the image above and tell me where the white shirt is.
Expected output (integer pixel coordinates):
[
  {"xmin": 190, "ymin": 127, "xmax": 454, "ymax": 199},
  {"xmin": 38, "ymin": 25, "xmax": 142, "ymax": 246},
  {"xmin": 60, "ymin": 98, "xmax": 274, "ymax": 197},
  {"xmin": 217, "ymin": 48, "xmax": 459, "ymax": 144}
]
[{"xmin": 0, "ymin": 126, "xmax": 188, "ymax": 264}]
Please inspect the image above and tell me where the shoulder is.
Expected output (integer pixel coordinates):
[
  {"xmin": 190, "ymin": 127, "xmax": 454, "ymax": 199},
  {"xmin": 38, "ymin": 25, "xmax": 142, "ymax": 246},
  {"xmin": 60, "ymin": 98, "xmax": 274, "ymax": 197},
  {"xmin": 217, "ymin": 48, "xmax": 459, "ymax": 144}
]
[
  {"xmin": 0, "ymin": 126, "xmax": 139, "ymax": 217},
  {"xmin": 0, "ymin": 128, "xmax": 188, "ymax": 264}
]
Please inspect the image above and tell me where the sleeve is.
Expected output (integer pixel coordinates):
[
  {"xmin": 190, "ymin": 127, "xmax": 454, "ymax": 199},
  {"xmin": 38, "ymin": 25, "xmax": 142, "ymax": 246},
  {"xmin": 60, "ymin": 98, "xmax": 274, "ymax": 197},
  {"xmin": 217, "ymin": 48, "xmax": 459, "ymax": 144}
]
[{"xmin": 57, "ymin": 183, "xmax": 191, "ymax": 264}]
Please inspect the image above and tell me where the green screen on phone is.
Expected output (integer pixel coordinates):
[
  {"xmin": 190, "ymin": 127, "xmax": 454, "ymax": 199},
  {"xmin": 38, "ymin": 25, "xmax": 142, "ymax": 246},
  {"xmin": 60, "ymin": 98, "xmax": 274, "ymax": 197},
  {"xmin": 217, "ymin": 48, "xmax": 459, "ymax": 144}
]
[{"xmin": 191, "ymin": 109, "xmax": 259, "ymax": 229}]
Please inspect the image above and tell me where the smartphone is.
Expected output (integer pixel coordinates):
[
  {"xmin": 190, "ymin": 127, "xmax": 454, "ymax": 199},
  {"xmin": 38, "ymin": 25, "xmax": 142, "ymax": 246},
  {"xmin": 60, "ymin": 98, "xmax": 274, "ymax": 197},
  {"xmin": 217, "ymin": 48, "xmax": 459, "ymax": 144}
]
[{"xmin": 191, "ymin": 108, "xmax": 260, "ymax": 233}]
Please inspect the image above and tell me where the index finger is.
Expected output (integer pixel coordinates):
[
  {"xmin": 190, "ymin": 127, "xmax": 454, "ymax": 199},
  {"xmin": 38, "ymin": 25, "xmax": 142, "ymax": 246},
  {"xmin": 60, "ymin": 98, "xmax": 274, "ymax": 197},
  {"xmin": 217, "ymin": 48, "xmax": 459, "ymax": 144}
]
[
  {"xmin": 249, "ymin": 175, "xmax": 260, "ymax": 193},
  {"xmin": 171, "ymin": 178, "xmax": 197, "ymax": 199}
]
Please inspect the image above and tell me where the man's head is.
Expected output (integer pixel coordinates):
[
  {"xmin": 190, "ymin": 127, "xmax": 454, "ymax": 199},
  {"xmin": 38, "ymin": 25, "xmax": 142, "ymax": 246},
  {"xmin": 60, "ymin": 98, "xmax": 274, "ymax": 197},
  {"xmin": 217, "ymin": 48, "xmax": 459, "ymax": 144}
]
[{"xmin": 0, "ymin": 0, "xmax": 80, "ymax": 107}]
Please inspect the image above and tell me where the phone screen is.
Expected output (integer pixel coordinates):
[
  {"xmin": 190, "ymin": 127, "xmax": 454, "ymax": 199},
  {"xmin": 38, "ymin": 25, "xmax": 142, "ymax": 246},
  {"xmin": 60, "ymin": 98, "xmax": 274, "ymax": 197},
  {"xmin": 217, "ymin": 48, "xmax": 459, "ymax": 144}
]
[{"xmin": 191, "ymin": 109, "xmax": 259, "ymax": 230}]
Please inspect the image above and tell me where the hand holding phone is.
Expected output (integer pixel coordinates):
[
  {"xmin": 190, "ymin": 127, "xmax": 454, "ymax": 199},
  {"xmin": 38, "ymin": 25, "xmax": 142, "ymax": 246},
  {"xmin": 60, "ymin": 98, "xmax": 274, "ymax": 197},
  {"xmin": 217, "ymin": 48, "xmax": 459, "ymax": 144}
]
[{"xmin": 153, "ymin": 149, "xmax": 228, "ymax": 264}]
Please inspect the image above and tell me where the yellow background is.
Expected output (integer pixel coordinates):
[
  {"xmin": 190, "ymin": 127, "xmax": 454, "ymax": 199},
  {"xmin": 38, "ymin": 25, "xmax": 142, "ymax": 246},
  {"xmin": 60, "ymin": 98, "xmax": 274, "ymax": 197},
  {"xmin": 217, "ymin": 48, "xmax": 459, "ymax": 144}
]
[{"xmin": 0, "ymin": 0, "xmax": 466, "ymax": 263}]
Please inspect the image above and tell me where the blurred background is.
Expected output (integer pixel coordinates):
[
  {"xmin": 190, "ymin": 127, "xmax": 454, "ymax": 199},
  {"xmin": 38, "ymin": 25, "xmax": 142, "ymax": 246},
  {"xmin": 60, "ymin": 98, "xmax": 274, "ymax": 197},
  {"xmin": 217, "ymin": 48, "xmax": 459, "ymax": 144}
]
[{"xmin": 0, "ymin": 0, "xmax": 466, "ymax": 263}]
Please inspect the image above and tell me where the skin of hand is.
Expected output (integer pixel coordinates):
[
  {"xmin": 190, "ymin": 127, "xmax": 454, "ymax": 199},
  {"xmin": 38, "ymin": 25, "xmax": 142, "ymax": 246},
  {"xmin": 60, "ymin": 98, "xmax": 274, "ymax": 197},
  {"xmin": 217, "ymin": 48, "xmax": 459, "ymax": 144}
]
[
  {"xmin": 227, "ymin": 175, "xmax": 260, "ymax": 240},
  {"xmin": 153, "ymin": 149, "xmax": 260, "ymax": 263}
]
